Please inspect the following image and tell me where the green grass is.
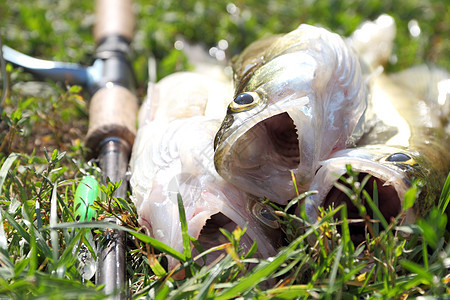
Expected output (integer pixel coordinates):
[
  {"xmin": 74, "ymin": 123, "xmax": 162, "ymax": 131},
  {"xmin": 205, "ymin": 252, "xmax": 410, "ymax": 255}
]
[
  {"xmin": 0, "ymin": 152, "xmax": 449, "ymax": 298},
  {"xmin": 1, "ymin": 0, "xmax": 450, "ymax": 298},
  {"xmin": 1, "ymin": 153, "xmax": 449, "ymax": 298}
]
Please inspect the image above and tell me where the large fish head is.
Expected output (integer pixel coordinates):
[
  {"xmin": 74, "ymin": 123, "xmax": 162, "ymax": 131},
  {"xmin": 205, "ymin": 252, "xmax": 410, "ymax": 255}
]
[
  {"xmin": 214, "ymin": 24, "xmax": 367, "ymax": 204},
  {"xmin": 130, "ymin": 117, "xmax": 283, "ymax": 277},
  {"xmin": 304, "ymin": 145, "xmax": 425, "ymax": 245},
  {"xmin": 135, "ymin": 172, "xmax": 283, "ymax": 275}
]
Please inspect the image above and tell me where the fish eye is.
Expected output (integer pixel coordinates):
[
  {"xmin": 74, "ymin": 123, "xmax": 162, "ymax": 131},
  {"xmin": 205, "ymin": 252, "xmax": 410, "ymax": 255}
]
[
  {"xmin": 234, "ymin": 93, "xmax": 255, "ymax": 105},
  {"xmin": 229, "ymin": 92, "xmax": 260, "ymax": 112},
  {"xmin": 386, "ymin": 152, "xmax": 417, "ymax": 165},
  {"xmin": 386, "ymin": 153, "xmax": 411, "ymax": 162},
  {"xmin": 252, "ymin": 202, "xmax": 280, "ymax": 229}
]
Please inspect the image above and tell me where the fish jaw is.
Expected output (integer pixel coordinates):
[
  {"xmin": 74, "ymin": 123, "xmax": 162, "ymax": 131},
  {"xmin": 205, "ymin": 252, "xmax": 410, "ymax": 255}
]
[{"xmin": 304, "ymin": 145, "xmax": 418, "ymax": 231}]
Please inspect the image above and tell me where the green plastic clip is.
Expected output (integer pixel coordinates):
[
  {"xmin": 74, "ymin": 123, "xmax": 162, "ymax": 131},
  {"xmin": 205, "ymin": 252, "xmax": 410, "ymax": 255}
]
[
  {"xmin": 73, "ymin": 175, "xmax": 99, "ymax": 280},
  {"xmin": 74, "ymin": 175, "xmax": 99, "ymax": 222}
]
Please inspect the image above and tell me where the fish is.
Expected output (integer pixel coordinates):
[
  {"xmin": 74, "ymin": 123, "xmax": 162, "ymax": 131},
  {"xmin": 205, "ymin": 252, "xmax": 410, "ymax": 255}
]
[
  {"xmin": 129, "ymin": 72, "xmax": 283, "ymax": 276},
  {"xmin": 213, "ymin": 23, "xmax": 369, "ymax": 204},
  {"xmin": 304, "ymin": 16, "xmax": 450, "ymax": 243},
  {"xmin": 304, "ymin": 72, "xmax": 450, "ymax": 244}
]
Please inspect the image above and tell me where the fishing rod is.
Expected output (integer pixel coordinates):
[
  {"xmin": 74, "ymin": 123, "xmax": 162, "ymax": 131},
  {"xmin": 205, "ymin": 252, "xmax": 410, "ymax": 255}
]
[
  {"xmin": 88, "ymin": 0, "xmax": 137, "ymax": 297},
  {"xmin": 3, "ymin": 0, "xmax": 138, "ymax": 297}
]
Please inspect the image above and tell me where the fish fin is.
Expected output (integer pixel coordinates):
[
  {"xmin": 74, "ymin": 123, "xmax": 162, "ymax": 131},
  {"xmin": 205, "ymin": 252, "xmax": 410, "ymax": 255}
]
[{"xmin": 348, "ymin": 14, "xmax": 396, "ymax": 70}]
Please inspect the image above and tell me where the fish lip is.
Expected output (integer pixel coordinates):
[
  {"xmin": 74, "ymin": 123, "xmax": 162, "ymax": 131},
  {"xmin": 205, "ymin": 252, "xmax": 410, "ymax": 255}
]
[{"xmin": 304, "ymin": 149, "xmax": 415, "ymax": 226}]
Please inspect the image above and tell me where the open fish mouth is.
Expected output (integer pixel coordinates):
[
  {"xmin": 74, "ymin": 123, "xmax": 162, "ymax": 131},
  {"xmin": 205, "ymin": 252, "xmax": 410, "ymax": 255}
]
[
  {"xmin": 214, "ymin": 111, "xmax": 302, "ymax": 203},
  {"xmin": 322, "ymin": 173, "xmax": 401, "ymax": 246},
  {"xmin": 262, "ymin": 113, "xmax": 300, "ymax": 167},
  {"xmin": 194, "ymin": 212, "xmax": 258, "ymax": 263},
  {"xmin": 304, "ymin": 146, "xmax": 418, "ymax": 246},
  {"xmin": 165, "ymin": 211, "xmax": 243, "ymax": 280},
  {"xmin": 197, "ymin": 213, "xmax": 234, "ymax": 249},
  {"xmin": 238, "ymin": 112, "xmax": 300, "ymax": 170},
  {"xmin": 194, "ymin": 195, "xmax": 285, "ymax": 260},
  {"xmin": 179, "ymin": 198, "xmax": 284, "ymax": 275}
]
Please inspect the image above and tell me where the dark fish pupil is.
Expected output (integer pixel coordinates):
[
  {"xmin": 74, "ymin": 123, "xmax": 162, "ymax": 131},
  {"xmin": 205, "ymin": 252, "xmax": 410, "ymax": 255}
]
[
  {"xmin": 386, "ymin": 152, "xmax": 411, "ymax": 162},
  {"xmin": 234, "ymin": 93, "xmax": 254, "ymax": 105},
  {"xmin": 261, "ymin": 208, "xmax": 276, "ymax": 221}
]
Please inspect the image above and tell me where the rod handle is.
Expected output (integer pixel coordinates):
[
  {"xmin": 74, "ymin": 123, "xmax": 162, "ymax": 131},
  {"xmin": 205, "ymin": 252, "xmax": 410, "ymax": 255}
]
[
  {"xmin": 94, "ymin": 0, "xmax": 135, "ymax": 43},
  {"xmin": 86, "ymin": 85, "xmax": 138, "ymax": 153}
]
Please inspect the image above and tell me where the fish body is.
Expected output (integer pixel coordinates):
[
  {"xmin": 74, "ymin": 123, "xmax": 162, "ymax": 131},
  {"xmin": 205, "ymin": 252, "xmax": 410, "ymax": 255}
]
[
  {"xmin": 214, "ymin": 24, "xmax": 368, "ymax": 204},
  {"xmin": 304, "ymin": 16, "xmax": 450, "ymax": 231},
  {"xmin": 137, "ymin": 71, "xmax": 232, "ymax": 124},
  {"xmin": 130, "ymin": 72, "xmax": 282, "ymax": 273}
]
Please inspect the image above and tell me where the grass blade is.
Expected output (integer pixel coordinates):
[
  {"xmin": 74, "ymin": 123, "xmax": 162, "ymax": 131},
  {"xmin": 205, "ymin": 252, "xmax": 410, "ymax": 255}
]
[
  {"xmin": 265, "ymin": 285, "xmax": 311, "ymax": 298},
  {"xmin": 155, "ymin": 283, "xmax": 171, "ymax": 300},
  {"xmin": 438, "ymin": 172, "xmax": 450, "ymax": 213},
  {"xmin": 362, "ymin": 189, "xmax": 389, "ymax": 230},
  {"xmin": 177, "ymin": 193, "xmax": 191, "ymax": 262},
  {"xmin": 215, "ymin": 223, "xmax": 321, "ymax": 300},
  {"xmin": 403, "ymin": 179, "xmax": 421, "ymax": 213},
  {"xmin": 340, "ymin": 204, "xmax": 353, "ymax": 254},
  {"xmin": 0, "ymin": 153, "xmax": 19, "ymax": 195},
  {"xmin": 0, "ymin": 210, "xmax": 7, "ymax": 250},
  {"xmin": 50, "ymin": 182, "xmax": 59, "ymax": 265},
  {"xmin": 23, "ymin": 201, "xmax": 38, "ymax": 277},
  {"xmin": 215, "ymin": 248, "xmax": 291, "ymax": 299},
  {"xmin": 49, "ymin": 221, "xmax": 186, "ymax": 262},
  {"xmin": 148, "ymin": 254, "xmax": 167, "ymax": 277},
  {"xmin": 0, "ymin": 206, "xmax": 31, "ymax": 245},
  {"xmin": 193, "ymin": 260, "xmax": 223, "ymax": 300},
  {"xmin": 399, "ymin": 260, "xmax": 433, "ymax": 284},
  {"xmin": 56, "ymin": 228, "xmax": 88, "ymax": 271},
  {"xmin": 328, "ymin": 243, "xmax": 343, "ymax": 290}
]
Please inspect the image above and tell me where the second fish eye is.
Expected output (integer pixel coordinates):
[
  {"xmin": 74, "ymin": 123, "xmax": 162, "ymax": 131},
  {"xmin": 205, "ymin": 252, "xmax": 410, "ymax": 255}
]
[
  {"xmin": 385, "ymin": 152, "xmax": 417, "ymax": 165},
  {"xmin": 252, "ymin": 202, "xmax": 280, "ymax": 229},
  {"xmin": 229, "ymin": 92, "xmax": 260, "ymax": 112},
  {"xmin": 386, "ymin": 152, "xmax": 411, "ymax": 162}
]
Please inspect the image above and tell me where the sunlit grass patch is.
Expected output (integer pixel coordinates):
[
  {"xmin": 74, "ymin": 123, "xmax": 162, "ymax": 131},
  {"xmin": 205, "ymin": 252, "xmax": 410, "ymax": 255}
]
[
  {"xmin": 0, "ymin": 133, "xmax": 449, "ymax": 298},
  {"xmin": 0, "ymin": 0, "xmax": 449, "ymax": 298}
]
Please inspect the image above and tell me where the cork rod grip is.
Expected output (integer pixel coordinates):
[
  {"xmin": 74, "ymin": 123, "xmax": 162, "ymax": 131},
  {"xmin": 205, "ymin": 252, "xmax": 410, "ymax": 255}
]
[
  {"xmin": 94, "ymin": 0, "xmax": 135, "ymax": 43},
  {"xmin": 86, "ymin": 85, "xmax": 138, "ymax": 152}
]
